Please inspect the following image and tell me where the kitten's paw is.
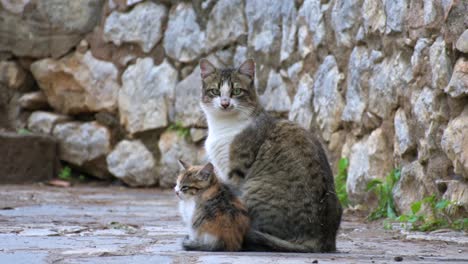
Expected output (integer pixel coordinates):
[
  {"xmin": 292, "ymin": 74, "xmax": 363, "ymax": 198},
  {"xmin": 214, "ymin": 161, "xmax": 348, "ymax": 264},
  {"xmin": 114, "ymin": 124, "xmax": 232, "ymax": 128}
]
[{"xmin": 182, "ymin": 237, "xmax": 197, "ymax": 251}]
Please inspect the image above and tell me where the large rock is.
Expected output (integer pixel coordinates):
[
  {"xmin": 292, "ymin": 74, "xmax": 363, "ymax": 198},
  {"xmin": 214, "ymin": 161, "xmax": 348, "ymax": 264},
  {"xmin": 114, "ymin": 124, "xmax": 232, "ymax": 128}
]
[
  {"xmin": 384, "ymin": 0, "xmax": 408, "ymax": 33},
  {"xmin": 289, "ymin": 74, "xmax": 314, "ymax": 130},
  {"xmin": 331, "ymin": 0, "xmax": 360, "ymax": 47},
  {"xmin": 456, "ymin": 29, "xmax": 468, "ymax": 53},
  {"xmin": 260, "ymin": 71, "xmax": 291, "ymax": 113},
  {"xmin": 163, "ymin": 2, "xmax": 205, "ymax": 62},
  {"xmin": 411, "ymin": 86, "xmax": 437, "ymax": 130},
  {"xmin": 119, "ymin": 58, "xmax": 178, "ymax": 134},
  {"xmin": 0, "ymin": 132, "xmax": 58, "ymax": 184},
  {"xmin": 52, "ymin": 121, "xmax": 112, "ymax": 179},
  {"xmin": 442, "ymin": 180, "xmax": 468, "ymax": 218},
  {"xmin": 445, "ymin": 58, "xmax": 468, "ymax": 98},
  {"xmin": 174, "ymin": 67, "xmax": 203, "ymax": 127},
  {"xmin": 103, "ymin": 1, "xmax": 167, "ymax": 53},
  {"xmin": 368, "ymin": 52, "xmax": 412, "ymax": 119},
  {"xmin": 27, "ymin": 111, "xmax": 70, "ymax": 135},
  {"xmin": 394, "ymin": 108, "xmax": 415, "ymax": 156},
  {"xmin": 342, "ymin": 46, "xmax": 371, "ymax": 124},
  {"xmin": 158, "ymin": 131, "xmax": 200, "ymax": 188},
  {"xmin": 312, "ymin": 56, "xmax": 344, "ymax": 141},
  {"xmin": 245, "ymin": 0, "xmax": 295, "ymax": 64},
  {"xmin": 346, "ymin": 128, "xmax": 394, "ymax": 204},
  {"xmin": 393, "ymin": 161, "xmax": 429, "ymax": 215},
  {"xmin": 441, "ymin": 107, "xmax": 468, "ymax": 179},
  {"xmin": 205, "ymin": 0, "xmax": 246, "ymax": 52},
  {"xmin": 411, "ymin": 38, "xmax": 432, "ymax": 76},
  {"xmin": 30, "ymin": 51, "xmax": 120, "ymax": 115},
  {"xmin": 296, "ymin": 0, "xmax": 326, "ymax": 58},
  {"xmin": 0, "ymin": 0, "xmax": 104, "ymax": 58},
  {"xmin": 429, "ymin": 36, "xmax": 453, "ymax": 90},
  {"xmin": 106, "ymin": 140, "xmax": 157, "ymax": 187}
]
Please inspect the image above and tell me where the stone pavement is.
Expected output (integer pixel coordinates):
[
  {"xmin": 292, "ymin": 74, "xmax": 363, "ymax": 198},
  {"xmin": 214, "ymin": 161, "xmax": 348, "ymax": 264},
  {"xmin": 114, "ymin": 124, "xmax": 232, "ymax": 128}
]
[{"xmin": 0, "ymin": 185, "xmax": 466, "ymax": 264}]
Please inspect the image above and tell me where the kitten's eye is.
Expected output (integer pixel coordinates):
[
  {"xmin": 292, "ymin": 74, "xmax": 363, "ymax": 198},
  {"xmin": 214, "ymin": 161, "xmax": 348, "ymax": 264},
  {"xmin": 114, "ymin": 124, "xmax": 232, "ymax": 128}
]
[
  {"xmin": 208, "ymin": 89, "xmax": 220, "ymax": 96},
  {"xmin": 232, "ymin": 88, "xmax": 243, "ymax": 96},
  {"xmin": 181, "ymin": 186, "xmax": 189, "ymax": 192}
]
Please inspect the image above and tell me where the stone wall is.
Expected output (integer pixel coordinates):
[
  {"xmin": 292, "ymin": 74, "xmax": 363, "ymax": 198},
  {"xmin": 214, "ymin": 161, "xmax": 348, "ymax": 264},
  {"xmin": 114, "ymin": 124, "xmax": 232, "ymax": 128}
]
[{"xmin": 0, "ymin": 0, "xmax": 467, "ymax": 214}]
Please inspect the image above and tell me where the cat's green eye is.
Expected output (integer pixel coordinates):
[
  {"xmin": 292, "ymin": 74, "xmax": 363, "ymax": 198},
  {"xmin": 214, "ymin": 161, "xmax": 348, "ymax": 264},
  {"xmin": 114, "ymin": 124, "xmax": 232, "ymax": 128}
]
[
  {"xmin": 232, "ymin": 88, "xmax": 243, "ymax": 96},
  {"xmin": 209, "ymin": 89, "xmax": 220, "ymax": 96}
]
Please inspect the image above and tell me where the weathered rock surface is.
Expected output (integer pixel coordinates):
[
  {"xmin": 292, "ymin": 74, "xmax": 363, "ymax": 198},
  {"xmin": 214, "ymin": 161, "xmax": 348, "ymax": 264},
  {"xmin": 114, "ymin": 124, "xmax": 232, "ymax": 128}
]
[
  {"xmin": 347, "ymin": 128, "xmax": 393, "ymax": 204},
  {"xmin": 103, "ymin": 1, "xmax": 167, "ymax": 53},
  {"xmin": 27, "ymin": 111, "xmax": 70, "ymax": 135},
  {"xmin": 0, "ymin": 0, "xmax": 104, "ymax": 58},
  {"xmin": 429, "ymin": 36, "xmax": 452, "ymax": 90},
  {"xmin": 106, "ymin": 140, "xmax": 157, "ymax": 187},
  {"xmin": 441, "ymin": 107, "xmax": 468, "ymax": 179},
  {"xmin": 260, "ymin": 71, "xmax": 291, "ymax": 113},
  {"xmin": 52, "ymin": 121, "xmax": 112, "ymax": 179},
  {"xmin": 362, "ymin": 0, "xmax": 386, "ymax": 35},
  {"xmin": 18, "ymin": 91, "xmax": 49, "ymax": 110},
  {"xmin": 394, "ymin": 108, "xmax": 415, "ymax": 156},
  {"xmin": 445, "ymin": 58, "xmax": 468, "ymax": 98},
  {"xmin": 189, "ymin": 128, "xmax": 207, "ymax": 143},
  {"xmin": 158, "ymin": 131, "xmax": 200, "ymax": 188},
  {"xmin": 174, "ymin": 68, "xmax": 203, "ymax": 127},
  {"xmin": 205, "ymin": 0, "xmax": 246, "ymax": 52},
  {"xmin": 0, "ymin": 61, "xmax": 27, "ymax": 90},
  {"xmin": 313, "ymin": 56, "xmax": 344, "ymax": 141},
  {"xmin": 393, "ymin": 161, "xmax": 428, "ymax": 215},
  {"xmin": 331, "ymin": 0, "xmax": 360, "ymax": 47},
  {"xmin": 289, "ymin": 74, "xmax": 314, "ymax": 130},
  {"xmin": 455, "ymin": 29, "xmax": 468, "ymax": 53},
  {"xmin": 164, "ymin": 3, "xmax": 205, "ymax": 62},
  {"xmin": 119, "ymin": 58, "xmax": 178, "ymax": 134},
  {"xmin": 0, "ymin": 131, "xmax": 58, "ymax": 183},
  {"xmin": 384, "ymin": 0, "xmax": 408, "ymax": 33},
  {"xmin": 30, "ymin": 51, "xmax": 120, "ymax": 114},
  {"xmin": 297, "ymin": 0, "xmax": 326, "ymax": 58}
]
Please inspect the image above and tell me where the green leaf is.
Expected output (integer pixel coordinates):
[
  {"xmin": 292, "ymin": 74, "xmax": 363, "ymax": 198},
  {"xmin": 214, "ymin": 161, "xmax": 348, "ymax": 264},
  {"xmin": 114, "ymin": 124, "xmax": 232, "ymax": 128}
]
[
  {"xmin": 366, "ymin": 179, "xmax": 383, "ymax": 191},
  {"xmin": 338, "ymin": 158, "xmax": 349, "ymax": 172},
  {"xmin": 435, "ymin": 199, "xmax": 450, "ymax": 210},
  {"xmin": 411, "ymin": 201, "xmax": 422, "ymax": 215},
  {"xmin": 17, "ymin": 128, "xmax": 31, "ymax": 135},
  {"xmin": 58, "ymin": 166, "xmax": 72, "ymax": 181}
]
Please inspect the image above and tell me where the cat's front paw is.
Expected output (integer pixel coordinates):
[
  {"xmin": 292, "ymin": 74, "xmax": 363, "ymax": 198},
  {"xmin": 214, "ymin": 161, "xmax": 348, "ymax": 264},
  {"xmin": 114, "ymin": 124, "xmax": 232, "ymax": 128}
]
[{"xmin": 182, "ymin": 236, "xmax": 197, "ymax": 251}]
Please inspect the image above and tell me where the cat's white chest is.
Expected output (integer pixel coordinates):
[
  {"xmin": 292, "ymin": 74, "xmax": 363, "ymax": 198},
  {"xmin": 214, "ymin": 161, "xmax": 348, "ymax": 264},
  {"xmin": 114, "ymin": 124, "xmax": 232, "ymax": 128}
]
[{"xmin": 205, "ymin": 117, "xmax": 251, "ymax": 182}]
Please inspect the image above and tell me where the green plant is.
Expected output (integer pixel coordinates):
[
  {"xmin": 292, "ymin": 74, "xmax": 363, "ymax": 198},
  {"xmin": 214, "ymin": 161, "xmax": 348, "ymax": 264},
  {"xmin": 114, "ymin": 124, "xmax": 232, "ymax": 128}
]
[
  {"xmin": 17, "ymin": 128, "xmax": 31, "ymax": 135},
  {"xmin": 334, "ymin": 157, "xmax": 349, "ymax": 207},
  {"xmin": 168, "ymin": 122, "xmax": 190, "ymax": 139},
  {"xmin": 397, "ymin": 195, "xmax": 467, "ymax": 232},
  {"xmin": 366, "ymin": 168, "xmax": 401, "ymax": 220},
  {"xmin": 58, "ymin": 166, "xmax": 72, "ymax": 181}
]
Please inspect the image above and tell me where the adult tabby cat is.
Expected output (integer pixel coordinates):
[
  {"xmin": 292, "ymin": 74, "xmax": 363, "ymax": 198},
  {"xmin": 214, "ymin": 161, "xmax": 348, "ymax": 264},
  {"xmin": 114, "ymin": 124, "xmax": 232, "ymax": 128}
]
[{"xmin": 199, "ymin": 59, "xmax": 342, "ymax": 252}]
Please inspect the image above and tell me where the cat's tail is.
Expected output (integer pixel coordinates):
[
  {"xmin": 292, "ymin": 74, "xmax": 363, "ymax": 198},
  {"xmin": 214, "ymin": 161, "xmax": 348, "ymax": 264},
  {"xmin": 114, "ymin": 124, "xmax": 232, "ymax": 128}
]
[{"xmin": 243, "ymin": 229, "xmax": 318, "ymax": 253}]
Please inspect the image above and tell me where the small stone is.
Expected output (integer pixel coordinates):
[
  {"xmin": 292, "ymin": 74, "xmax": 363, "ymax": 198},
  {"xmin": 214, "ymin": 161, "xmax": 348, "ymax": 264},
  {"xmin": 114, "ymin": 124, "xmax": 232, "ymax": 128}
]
[
  {"xmin": 455, "ymin": 30, "xmax": 468, "ymax": 53},
  {"xmin": 119, "ymin": 58, "xmax": 178, "ymax": 134},
  {"xmin": 394, "ymin": 108, "xmax": 415, "ymax": 156},
  {"xmin": 331, "ymin": 0, "xmax": 360, "ymax": 47},
  {"xmin": 103, "ymin": 2, "xmax": 167, "ymax": 53},
  {"xmin": 53, "ymin": 121, "xmax": 112, "ymax": 179},
  {"xmin": 384, "ymin": 0, "xmax": 408, "ymax": 33},
  {"xmin": 190, "ymin": 128, "xmax": 207, "ymax": 143},
  {"xmin": 445, "ymin": 58, "xmax": 468, "ymax": 98},
  {"xmin": 18, "ymin": 91, "xmax": 49, "ymax": 110},
  {"xmin": 106, "ymin": 140, "xmax": 157, "ymax": 187},
  {"xmin": 297, "ymin": 0, "xmax": 325, "ymax": 58},
  {"xmin": 0, "ymin": 61, "xmax": 27, "ymax": 90},
  {"xmin": 394, "ymin": 256, "xmax": 403, "ymax": 262},
  {"xmin": 27, "ymin": 111, "xmax": 70, "ymax": 135},
  {"xmin": 429, "ymin": 36, "xmax": 453, "ymax": 90},
  {"xmin": 441, "ymin": 107, "xmax": 468, "ymax": 179},
  {"xmin": 362, "ymin": 0, "xmax": 386, "ymax": 34}
]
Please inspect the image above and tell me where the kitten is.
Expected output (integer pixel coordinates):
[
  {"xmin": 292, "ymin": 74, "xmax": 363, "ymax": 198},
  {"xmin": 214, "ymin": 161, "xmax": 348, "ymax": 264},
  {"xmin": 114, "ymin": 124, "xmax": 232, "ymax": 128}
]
[
  {"xmin": 175, "ymin": 160, "xmax": 250, "ymax": 251},
  {"xmin": 199, "ymin": 59, "xmax": 343, "ymax": 252}
]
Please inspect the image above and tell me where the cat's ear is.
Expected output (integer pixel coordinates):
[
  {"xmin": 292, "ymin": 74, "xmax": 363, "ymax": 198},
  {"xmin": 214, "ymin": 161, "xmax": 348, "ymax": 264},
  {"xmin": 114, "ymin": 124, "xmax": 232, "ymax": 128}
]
[
  {"xmin": 238, "ymin": 59, "xmax": 255, "ymax": 79},
  {"xmin": 178, "ymin": 159, "xmax": 190, "ymax": 171},
  {"xmin": 198, "ymin": 162, "xmax": 214, "ymax": 180},
  {"xmin": 199, "ymin": 59, "xmax": 216, "ymax": 79}
]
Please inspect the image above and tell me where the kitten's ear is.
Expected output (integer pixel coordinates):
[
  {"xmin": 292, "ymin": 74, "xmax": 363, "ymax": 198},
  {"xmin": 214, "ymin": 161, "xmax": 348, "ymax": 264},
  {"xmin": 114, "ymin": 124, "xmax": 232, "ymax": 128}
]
[
  {"xmin": 198, "ymin": 162, "xmax": 214, "ymax": 180},
  {"xmin": 238, "ymin": 59, "xmax": 255, "ymax": 79},
  {"xmin": 199, "ymin": 59, "xmax": 216, "ymax": 79},
  {"xmin": 178, "ymin": 159, "xmax": 190, "ymax": 171}
]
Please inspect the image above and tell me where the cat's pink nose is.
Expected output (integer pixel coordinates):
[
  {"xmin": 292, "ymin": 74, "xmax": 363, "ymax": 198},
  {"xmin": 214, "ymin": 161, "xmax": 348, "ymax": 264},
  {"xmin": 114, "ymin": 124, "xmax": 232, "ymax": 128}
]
[
  {"xmin": 175, "ymin": 190, "xmax": 180, "ymax": 197},
  {"xmin": 221, "ymin": 100, "xmax": 230, "ymax": 109}
]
